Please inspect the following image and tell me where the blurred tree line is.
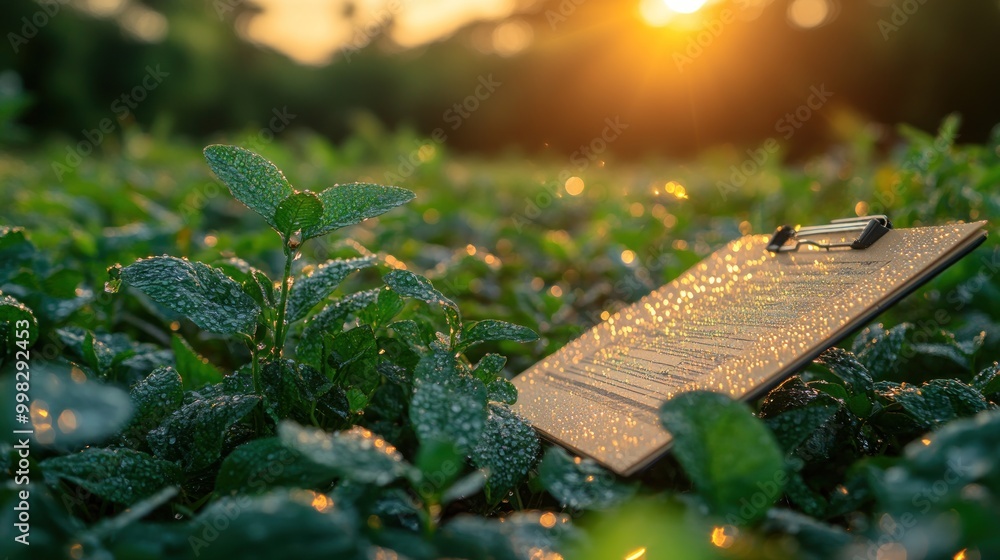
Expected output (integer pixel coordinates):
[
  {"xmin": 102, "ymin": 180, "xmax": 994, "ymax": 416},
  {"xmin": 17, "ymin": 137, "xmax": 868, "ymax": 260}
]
[{"xmin": 2, "ymin": 0, "xmax": 999, "ymax": 157}]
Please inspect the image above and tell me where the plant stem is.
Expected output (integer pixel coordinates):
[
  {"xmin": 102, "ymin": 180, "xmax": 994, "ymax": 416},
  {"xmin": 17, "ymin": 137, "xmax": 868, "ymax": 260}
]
[{"xmin": 273, "ymin": 242, "xmax": 295, "ymax": 358}]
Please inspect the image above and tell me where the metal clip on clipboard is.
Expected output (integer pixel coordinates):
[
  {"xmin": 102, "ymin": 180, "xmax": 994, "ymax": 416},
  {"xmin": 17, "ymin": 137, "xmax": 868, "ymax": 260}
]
[{"xmin": 767, "ymin": 215, "xmax": 893, "ymax": 253}]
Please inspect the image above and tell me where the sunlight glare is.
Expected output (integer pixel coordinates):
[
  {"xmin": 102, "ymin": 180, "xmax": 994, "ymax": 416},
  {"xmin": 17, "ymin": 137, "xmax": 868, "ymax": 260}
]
[{"xmin": 663, "ymin": 0, "xmax": 708, "ymax": 14}]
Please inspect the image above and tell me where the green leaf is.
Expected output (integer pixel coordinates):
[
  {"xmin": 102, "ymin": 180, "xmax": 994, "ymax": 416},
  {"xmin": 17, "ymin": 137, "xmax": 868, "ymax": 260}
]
[
  {"xmin": 873, "ymin": 378, "xmax": 988, "ymax": 436},
  {"xmin": 486, "ymin": 378, "xmax": 518, "ymax": 404},
  {"xmin": 0, "ymin": 226, "xmax": 36, "ymax": 284},
  {"xmin": 358, "ymin": 286, "xmax": 404, "ymax": 330},
  {"xmin": 389, "ymin": 319, "xmax": 433, "ymax": 351},
  {"xmin": 472, "ymin": 404, "xmax": 539, "ymax": 503},
  {"xmin": 203, "ymin": 145, "xmax": 294, "ymax": 232},
  {"xmin": 260, "ymin": 360, "xmax": 333, "ymax": 423},
  {"xmin": 326, "ymin": 325, "xmax": 380, "ymax": 412},
  {"xmin": 148, "ymin": 394, "xmax": 260, "ymax": 471},
  {"xmin": 215, "ymin": 437, "xmax": 336, "ymax": 495},
  {"xmin": 190, "ymin": 490, "xmax": 363, "ymax": 558},
  {"xmin": 458, "ymin": 320, "xmax": 538, "ymax": 351},
  {"xmin": 472, "ymin": 353, "xmax": 507, "ymax": 383},
  {"xmin": 853, "ymin": 323, "xmax": 908, "ymax": 380},
  {"xmin": 82, "ymin": 330, "xmax": 115, "ymax": 376},
  {"xmin": 286, "ymin": 256, "xmax": 377, "ymax": 322},
  {"xmin": 296, "ymin": 288, "xmax": 380, "ymax": 365},
  {"xmin": 274, "ymin": 191, "xmax": 323, "ymax": 239},
  {"xmin": 410, "ymin": 348, "xmax": 488, "ymax": 453},
  {"xmin": 972, "ymin": 362, "xmax": 1000, "ymax": 400},
  {"xmin": 414, "ymin": 438, "xmax": 465, "ymax": 498},
  {"xmin": 277, "ymin": 421, "xmax": 411, "ymax": 485},
  {"xmin": 171, "ymin": 334, "xmax": 224, "ymax": 390},
  {"xmin": 384, "ymin": 269, "xmax": 461, "ymax": 336},
  {"xmin": 659, "ymin": 390, "xmax": 786, "ymax": 522},
  {"xmin": 212, "ymin": 257, "xmax": 276, "ymax": 310},
  {"xmin": 760, "ymin": 383, "xmax": 841, "ymax": 461},
  {"xmin": 0, "ymin": 294, "xmax": 38, "ymax": 353},
  {"xmin": 538, "ymin": 447, "xmax": 634, "ymax": 510},
  {"xmin": 112, "ymin": 257, "xmax": 260, "ymax": 335},
  {"xmin": 303, "ymin": 182, "xmax": 415, "ymax": 239},
  {"xmin": 121, "ymin": 366, "xmax": 183, "ymax": 449},
  {"xmin": 41, "ymin": 447, "xmax": 181, "ymax": 506}
]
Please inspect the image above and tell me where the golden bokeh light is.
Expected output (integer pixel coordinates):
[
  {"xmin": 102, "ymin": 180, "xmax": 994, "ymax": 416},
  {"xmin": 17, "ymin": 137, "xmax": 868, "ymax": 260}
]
[
  {"xmin": 565, "ymin": 176, "xmax": 585, "ymax": 196},
  {"xmin": 787, "ymin": 0, "xmax": 832, "ymax": 29}
]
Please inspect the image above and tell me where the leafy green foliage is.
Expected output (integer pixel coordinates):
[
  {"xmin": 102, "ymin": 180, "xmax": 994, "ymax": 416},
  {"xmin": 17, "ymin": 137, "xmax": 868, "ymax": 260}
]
[
  {"xmin": 215, "ymin": 437, "xmax": 336, "ymax": 495},
  {"xmin": 109, "ymin": 256, "xmax": 260, "ymax": 335},
  {"xmin": 306, "ymin": 182, "xmax": 415, "ymax": 238},
  {"xmin": 4, "ymin": 124, "xmax": 1000, "ymax": 558},
  {"xmin": 471, "ymin": 404, "xmax": 539, "ymax": 503},
  {"xmin": 148, "ymin": 394, "xmax": 260, "ymax": 471},
  {"xmin": 538, "ymin": 447, "xmax": 635, "ymax": 510},
  {"xmin": 121, "ymin": 366, "xmax": 183, "ymax": 448},
  {"xmin": 286, "ymin": 256, "xmax": 377, "ymax": 322},
  {"xmin": 274, "ymin": 191, "xmax": 324, "ymax": 239},
  {"xmin": 409, "ymin": 347, "xmax": 488, "ymax": 453},
  {"xmin": 41, "ymin": 447, "xmax": 182, "ymax": 505},
  {"xmin": 660, "ymin": 391, "xmax": 786, "ymax": 522},
  {"xmin": 203, "ymin": 145, "xmax": 295, "ymax": 233},
  {"xmin": 277, "ymin": 422, "xmax": 411, "ymax": 486}
]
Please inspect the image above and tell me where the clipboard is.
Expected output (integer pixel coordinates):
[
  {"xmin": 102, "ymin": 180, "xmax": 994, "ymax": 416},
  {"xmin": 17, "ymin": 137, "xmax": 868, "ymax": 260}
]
[{"xmin": 511, "ymin": 216, "xmax": 989, "ymax": 476}]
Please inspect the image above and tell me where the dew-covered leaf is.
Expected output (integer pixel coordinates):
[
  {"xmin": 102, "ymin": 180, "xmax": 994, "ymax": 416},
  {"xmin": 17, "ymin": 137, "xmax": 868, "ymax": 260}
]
[
  {"xmin": 471, "ymin": 404, "xmax": 539, "ymax": 503},
  {"xmin": 287, "ymin": 256, "xmax": 377, "ymax": 322},
  {"xmin": 473, "ymin": 353, "xmax": 507, "ymax": 383},
  {"xmin": 325, "ymin": 325, "xmax": 379, "ymax": 412},
  {"xmin": 660, "ymin": 390, "xmax": 786, "ymax": 521},
  {"xmin": 760, "ymin": 380, "xmax": 841, "ymax": 462},
  {"xmin": 277, "ymin": 421, "xmax": 411, "ymax": 485},
  {"xmin": 274, "ymin": 191, "xmax": 323, "ymax": 239},
  {"xmin": 303, "ymin": 182, "xmax": 415, "ymax": 238},
  {"xmin": 41, "ymin": 447, "xmax": 181, "ymax": 506},
  {"xmin": 853, "ymin": 323, "xmax": 908, "ymax": 380},
  {"xmin": 112, "ymin": 256, "xmax": 260, "ymax": 335},
  {"xmin": 215, "ymin": 437, "xmax": 336, "ymax": 495},
  {"xmin": 389, "ymin": 319, "xmax": 434, "ymax": 351},
  {"xmin": 0, "ymin": 294, "xmax": 38, "ymax": 352},
  {"xmin": 872, "ymin": 378, "xmax": 988, "ymax": 439},
  {"xmin": 203, "ymin": 145, "xmax": 294, "ymax": 231},
  {"xmin": 972, "ymin": 362, "xmax": 1000, "ymax": 400},
  {"xmin": 358, "ymin": 286, "xmax": 404, "ymax": 330},
  {"xmin": 458, "ymin": 320, "xmax": 538, "ymax": 351},
  {"xmin": 0, "ymin": 226, "xmax": 36, "ymax": 284},
  {"xmin": 409, "ymin": 348, "xmax": 487, "ymax": 453},
  {"xmin": 171, "ymin": 335, "xmax": 224, "ymax": 390},
  {"xmin": 190, "ymin": 489, "xmax": 363, "ymax": 558},
  {"xmin": 538, "ymin": 447, "xmax": 634, "ymax": 510},
  {"xmin": 259, "ymin": 359, "xmax": 333, "ymax": 423},
  {"xmin": 121, "ymin": 366, "xmax": 183, "ymax": 448},
  {"xmin": 296, "ymin": 288, "xmax": 380, "ymax": 365},
  {"xmin": 212, "ymin": 257, "xmax": 276, "ymax": 310},
  {"xmin": 148, "ymin": 393, "xmax": 260, "ymax": 471},
  {"xmin": 487, "ymin": 378, "xmax": 517, "ymax": 404},
  {"xmin": 384, "ymin": 270, "xmax": 460, "ymax": 335}
]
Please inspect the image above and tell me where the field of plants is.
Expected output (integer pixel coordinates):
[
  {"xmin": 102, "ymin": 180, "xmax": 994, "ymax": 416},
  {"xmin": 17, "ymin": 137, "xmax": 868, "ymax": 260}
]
[{"xmin": 2, "ymin": 113, "xmax": 1000, "ymax": 559}]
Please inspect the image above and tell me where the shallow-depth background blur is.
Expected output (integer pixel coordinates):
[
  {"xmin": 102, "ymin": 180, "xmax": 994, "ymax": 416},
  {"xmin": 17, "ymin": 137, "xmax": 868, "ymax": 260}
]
[{"xmin": 3, "ymin": 0, "xmax": 1000, "ymax": 158}]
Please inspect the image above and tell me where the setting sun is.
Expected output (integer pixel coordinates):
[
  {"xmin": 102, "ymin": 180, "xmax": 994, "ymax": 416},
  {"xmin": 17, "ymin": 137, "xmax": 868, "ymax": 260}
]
[
  {"xmin": 663, "ymin": 0, "xmax": 709, "ymax": 14},
  {"xmin": 639, "ymin": 0, "xmax": 712, "ymax": 27}
]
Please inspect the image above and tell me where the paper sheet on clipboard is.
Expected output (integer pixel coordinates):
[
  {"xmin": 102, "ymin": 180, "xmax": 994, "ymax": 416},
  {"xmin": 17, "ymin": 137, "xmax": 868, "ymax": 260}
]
[{"xmin": 512, "ymin": 221, "xmax": 989, "ymax": 476}]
